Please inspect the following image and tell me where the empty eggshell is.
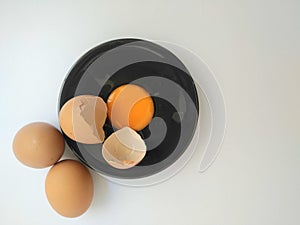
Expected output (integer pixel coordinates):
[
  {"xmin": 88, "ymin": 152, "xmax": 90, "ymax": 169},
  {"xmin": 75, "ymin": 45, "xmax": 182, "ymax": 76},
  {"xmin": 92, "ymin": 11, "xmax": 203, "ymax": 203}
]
[
  {"xmin": 13, "ymin": 122, "xmax": 65, "ymax": 168},
  {"xmin": 59, "ymin": 95, "xmax": 107, "ymax": 144},
  {"xmin": 45, "ymin": 160, "xmax": 94, "ymax": 218},
  {"xmin": 102, "ymin": 127, "xmax": 146, "ymax": 169}
]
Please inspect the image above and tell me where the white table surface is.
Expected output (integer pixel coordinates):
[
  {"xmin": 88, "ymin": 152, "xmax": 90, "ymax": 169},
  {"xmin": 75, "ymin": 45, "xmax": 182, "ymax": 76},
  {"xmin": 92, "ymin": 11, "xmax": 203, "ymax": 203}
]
[{"xmin": 1, "ymin": 1, "xmax": 300, "ymax": 224}]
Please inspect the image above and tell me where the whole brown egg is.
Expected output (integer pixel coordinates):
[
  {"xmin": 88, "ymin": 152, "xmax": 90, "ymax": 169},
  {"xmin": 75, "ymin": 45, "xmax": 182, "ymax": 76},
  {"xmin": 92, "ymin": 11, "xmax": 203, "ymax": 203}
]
[
  {"xmin": 45, "ymin": 159, "xmax": 94, "ymax": 218},
  {"xmin": 13, "ymin": 122, "xmax": 65, "ymax": 168}
]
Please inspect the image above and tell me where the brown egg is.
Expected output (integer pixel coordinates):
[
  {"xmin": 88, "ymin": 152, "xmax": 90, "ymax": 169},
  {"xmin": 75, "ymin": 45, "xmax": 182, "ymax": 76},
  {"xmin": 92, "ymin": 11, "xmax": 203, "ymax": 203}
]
[
  {"xmin": 102, "ymin": 127, "xmax": 147, "ymax": 169},
  {"xmin": 45, "ymin": 159, "xmax": 94, "ymax": 218},
  {"xmin": 13, "ymin": 122, "xmax": 65, "ymax": 168},
  {"xmin": 59, "ymin": 95, "xmax": 107, "ymax": 144}
]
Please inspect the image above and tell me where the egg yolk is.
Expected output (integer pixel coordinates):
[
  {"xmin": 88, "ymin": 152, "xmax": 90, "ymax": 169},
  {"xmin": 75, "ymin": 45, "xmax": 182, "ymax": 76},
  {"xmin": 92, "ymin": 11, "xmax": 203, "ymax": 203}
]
[{"xmin": 107, "ymin": 84, "xmax": 154, "ymax": 131}]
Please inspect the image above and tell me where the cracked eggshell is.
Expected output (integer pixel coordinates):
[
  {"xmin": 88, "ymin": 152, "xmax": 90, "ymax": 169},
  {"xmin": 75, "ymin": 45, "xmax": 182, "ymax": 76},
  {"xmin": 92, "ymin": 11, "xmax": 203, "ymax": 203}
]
[
  {"xmin": 102, "ymin": 127, "xmax": 146, "ymax": 169},
  {"xmin": 59, "ymin": 95, "xmax": 107, "ymax": 144}
]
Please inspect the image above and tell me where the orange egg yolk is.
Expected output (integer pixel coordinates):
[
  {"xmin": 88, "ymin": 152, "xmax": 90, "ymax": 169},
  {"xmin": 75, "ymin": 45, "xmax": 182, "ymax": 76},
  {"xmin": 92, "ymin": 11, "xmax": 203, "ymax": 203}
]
[{"xmin": 107, "ymin": 84, "xmax": 154, "ymax": 131}]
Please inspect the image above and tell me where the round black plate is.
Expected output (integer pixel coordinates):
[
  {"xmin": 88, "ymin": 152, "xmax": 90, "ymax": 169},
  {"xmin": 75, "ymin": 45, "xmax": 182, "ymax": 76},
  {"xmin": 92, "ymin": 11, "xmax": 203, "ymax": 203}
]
[{"xmin": 59, "ymin": 38, "xmax": 199, "ymax": 179}]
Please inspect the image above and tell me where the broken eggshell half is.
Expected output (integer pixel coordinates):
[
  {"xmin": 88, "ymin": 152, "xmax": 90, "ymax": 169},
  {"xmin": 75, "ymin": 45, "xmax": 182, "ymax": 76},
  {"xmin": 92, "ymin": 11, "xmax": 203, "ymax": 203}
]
[
  {"xmin": 102, "ymin": 127, "xmax": 147, "ymax": 169},
  {"xmin": 59, "ymin": 95, "xmax": 107, "ymax": 144}
]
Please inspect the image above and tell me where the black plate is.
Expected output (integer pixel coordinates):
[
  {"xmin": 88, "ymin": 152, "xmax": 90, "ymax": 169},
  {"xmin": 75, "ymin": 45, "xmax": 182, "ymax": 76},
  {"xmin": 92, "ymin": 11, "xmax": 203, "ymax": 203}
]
[{"xmin": 59, "ymin": 38, "xmax": 199, "ymax": 179}]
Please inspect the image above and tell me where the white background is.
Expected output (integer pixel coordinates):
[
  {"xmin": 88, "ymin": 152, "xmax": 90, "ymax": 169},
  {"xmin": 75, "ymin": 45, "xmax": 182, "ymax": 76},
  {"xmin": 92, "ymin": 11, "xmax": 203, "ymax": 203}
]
[{"xmin": 1, "ymin": 0, "xmax": 300, "ymax": 224}]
